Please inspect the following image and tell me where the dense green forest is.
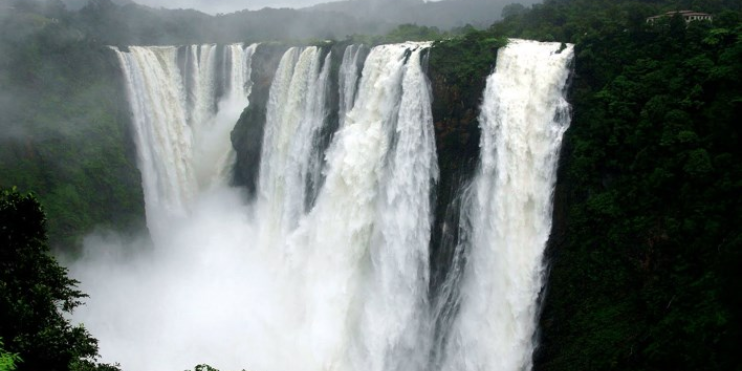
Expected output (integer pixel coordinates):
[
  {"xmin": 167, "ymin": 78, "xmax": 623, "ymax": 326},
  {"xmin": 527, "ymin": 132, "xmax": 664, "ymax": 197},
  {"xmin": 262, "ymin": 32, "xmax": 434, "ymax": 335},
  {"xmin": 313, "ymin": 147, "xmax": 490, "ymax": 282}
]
[
  {"xmin": 483, "ymin": 0, "xmax": 742, "ymax": 369},
  {"xmin": 0, "ymin": 0, "xmax": 144, "ymax": 249},
  {"xmin": 0, "ymin": 188, "xmax": 119, "ymax": 371},
  {"xmin": 1, "ymin": 0, "xmax": 741, "ymax": 370},
  {"xmin": 391, "ymin": 0, "xmax": 741, "ymax": 369}
]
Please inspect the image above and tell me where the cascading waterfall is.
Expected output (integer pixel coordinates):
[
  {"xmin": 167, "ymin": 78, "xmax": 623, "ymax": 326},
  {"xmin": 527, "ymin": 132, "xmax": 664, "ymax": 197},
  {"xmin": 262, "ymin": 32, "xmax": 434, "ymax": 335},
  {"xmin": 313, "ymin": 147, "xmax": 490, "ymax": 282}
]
[
  {"xmin": 75, "ymin": 39, "xmax": 573, "ymax": 371},
  {"xmin": 262, "ymin": 42, "xmax": 437, "ymax": 371},
  {"xmin": 223, "ymin": 43, "xmax": 258, "ymax": 103},
  {"xmin": 185, "ymin": 44, "xmax": 218, "ymax": 132},
  {"xmin": 257, "ymin": 46, "xmax": 332, "ymax": 243},
  {"xmin": 204, "ymin": 43, "xmax": 259, "ymax": 186},
  {"xmin": 351, "ymin": 43, "xmax": 438, "ymax": 371},
  {"xmin": 110, "ymin": 43, "xmax": 257, "ymax": 234},
  {"xmin": 111, "ymin": 45, "xmax": 198, "ymax": 232},
  {"xmin": 338, "ymin": 44, "xmax": 366, "ymax": 127},
  {"xmin": 439, "ymin": 39, "xmax": 574, "ymax": 371}
]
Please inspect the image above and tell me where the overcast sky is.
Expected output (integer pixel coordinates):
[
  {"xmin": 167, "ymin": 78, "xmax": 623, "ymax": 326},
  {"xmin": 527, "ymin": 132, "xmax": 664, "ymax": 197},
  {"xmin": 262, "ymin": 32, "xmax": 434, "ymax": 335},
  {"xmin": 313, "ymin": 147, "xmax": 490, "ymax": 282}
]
[
  {"xmin": 130, "ymin": 0, "xmax": 326, "ymax": 13},
  {"xmin": 128, "ymin": 0, "xmax": 434, "ymax": 14}
]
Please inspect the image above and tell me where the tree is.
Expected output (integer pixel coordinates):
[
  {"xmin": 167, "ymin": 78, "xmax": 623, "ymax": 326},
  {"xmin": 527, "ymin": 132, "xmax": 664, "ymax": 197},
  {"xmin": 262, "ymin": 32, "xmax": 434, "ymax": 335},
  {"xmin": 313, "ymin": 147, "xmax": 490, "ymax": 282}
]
[
  {"xmin": 0, "ymin": 340, "xmax": 21, "ymax": 371},
  {"xmin": 0, "ymin": 188, "xmax": 118, "ymax": 371}
]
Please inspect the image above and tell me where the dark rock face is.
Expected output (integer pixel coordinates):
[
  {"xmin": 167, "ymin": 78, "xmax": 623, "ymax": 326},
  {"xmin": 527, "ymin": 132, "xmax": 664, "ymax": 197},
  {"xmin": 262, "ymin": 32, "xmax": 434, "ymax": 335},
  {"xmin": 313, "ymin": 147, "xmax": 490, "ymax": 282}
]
[
  {"xmin": 426, "ymin": 43, "xmax": 491, "ymax": 297},
  {"xmin": 532, "ymin": 121, "xmax": 572, "ymax": 371},
  {"xmin": 423, "ymin": 43, "xmax": 495, "ymax": 359},
  {"xmin": 230, "ymin": 42, "xmax": 362, "ymax": 200},
  {"xmin": 230, "ymin": 43, "xmax": 289, "ymax": 198}
]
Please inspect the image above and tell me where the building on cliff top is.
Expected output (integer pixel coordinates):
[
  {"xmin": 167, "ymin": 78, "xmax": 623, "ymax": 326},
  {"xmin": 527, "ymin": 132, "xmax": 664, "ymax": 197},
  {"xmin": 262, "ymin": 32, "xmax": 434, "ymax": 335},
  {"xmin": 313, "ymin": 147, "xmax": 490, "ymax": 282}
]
[{"xmin": 647, "ymin": 10, "xmax": 713, "ymax": 23}]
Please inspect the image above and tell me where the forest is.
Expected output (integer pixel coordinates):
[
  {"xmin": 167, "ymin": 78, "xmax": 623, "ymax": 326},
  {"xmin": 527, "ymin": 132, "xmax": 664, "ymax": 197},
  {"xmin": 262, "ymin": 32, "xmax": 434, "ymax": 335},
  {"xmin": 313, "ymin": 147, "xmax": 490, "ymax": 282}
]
[{"xmin": 1, "ymin": 0, "xmax": 741, "ymax": 370}]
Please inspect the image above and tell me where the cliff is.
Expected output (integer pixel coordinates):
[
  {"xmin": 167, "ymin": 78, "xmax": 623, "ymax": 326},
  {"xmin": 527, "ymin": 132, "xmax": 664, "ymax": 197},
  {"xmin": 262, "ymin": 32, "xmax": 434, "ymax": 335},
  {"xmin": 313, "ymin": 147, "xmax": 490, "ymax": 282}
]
[{"xmin": 230, "ymin": 43, "xmax": 290, "ymax": 197}]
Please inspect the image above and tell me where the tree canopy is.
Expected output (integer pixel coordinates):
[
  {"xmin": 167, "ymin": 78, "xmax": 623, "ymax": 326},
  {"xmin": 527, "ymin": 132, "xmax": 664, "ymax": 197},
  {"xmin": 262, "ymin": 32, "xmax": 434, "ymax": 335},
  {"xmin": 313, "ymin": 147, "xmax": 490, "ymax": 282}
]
[{"xmin": 0, "ymin": 188, "xmax": 118, "ymax": 371}]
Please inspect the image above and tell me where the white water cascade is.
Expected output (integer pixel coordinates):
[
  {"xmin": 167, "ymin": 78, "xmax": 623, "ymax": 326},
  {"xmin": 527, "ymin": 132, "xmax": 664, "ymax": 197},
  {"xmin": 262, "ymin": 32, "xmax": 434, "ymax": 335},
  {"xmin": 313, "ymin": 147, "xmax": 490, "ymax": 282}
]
[
  {"xmin": 350, "ymin": 42, "xmax": 438, "ymax": 371},
  {"xmin": 440, "ymin": 39, "xmax": 574, "ymax": 371},
  {"xmin": 73, "ymin": 42, "xmax": 440, "ymax": 371},
  {"xmin": 111, "ymin": 43, "xmax": 257, "ymax": 234},
  {"xmin": 205, "ymin": 43, "xmax": 258, "ymax": 188},
  {"xmin": 72, "ymin": 39, "xmax": 573, "ymax": 371},
  {"xmin": 258, "ymin": 46, "xmax": 332, "ymax": 243},
  {"xmin": 338, "ymin": 44, "xmax": 366, "ymax": 127}
]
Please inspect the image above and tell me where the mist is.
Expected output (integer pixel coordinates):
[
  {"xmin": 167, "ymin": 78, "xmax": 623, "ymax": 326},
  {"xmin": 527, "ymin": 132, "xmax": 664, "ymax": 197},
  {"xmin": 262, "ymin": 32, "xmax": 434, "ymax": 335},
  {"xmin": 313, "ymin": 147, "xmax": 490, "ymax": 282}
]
[
  {"xmin": 64, "ymin": 40, "xmax": 445, "ymax": 371},
  {"xmin": 59, "ymin": 0, "xmax": 442, "ymax": 14},
  {"xmin": 131, "ymin": 0, "xmax": 329, "ymax": 13},
  {"xmin": 61, "ymin": 0, "xmax": 330, "ymax": 13},
  {"xmin": 67, "ymin": 188, "xmax": 279, "ymax": 371},
  {"xmin": 64, "ymin": 45, "xmax": 288, "ymax": 369},
  {"xmin": 4, "ymin": 1, "xmax": 547, "ymax": 370}
]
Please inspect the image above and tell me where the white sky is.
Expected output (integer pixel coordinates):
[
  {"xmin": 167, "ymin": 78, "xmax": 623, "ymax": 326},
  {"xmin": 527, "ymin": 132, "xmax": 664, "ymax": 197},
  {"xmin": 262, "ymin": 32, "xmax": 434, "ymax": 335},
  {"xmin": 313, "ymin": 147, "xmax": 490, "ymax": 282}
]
[
  {"xmin": 131, "ymin": 0, "xmax": 373, "ymax": 14},
  {"xmin": 130, "ymin": 0, "xmax": 442, "ymax": 14},
  {"xmin": 130, "ymin": 0, "xmax": 325, "ymax": 13}
]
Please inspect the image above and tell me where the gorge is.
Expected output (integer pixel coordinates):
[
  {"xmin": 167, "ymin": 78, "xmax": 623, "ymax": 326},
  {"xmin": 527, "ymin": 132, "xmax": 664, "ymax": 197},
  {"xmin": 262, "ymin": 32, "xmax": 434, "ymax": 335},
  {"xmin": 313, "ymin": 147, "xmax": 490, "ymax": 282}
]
[
  {"xmin": 3, "ymin": 1, "xmax": 740, "ymax": 370},
  {"xmin": 68, "ymin": 40, "xmax": 574, "ymax": 371}
]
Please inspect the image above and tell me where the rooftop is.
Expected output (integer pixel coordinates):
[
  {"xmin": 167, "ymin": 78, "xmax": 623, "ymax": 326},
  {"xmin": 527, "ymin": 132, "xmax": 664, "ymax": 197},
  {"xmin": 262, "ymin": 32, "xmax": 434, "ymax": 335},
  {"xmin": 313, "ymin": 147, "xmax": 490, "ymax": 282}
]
[{"xmin": 647, "ymin": 10, "xmax": 713, "ymax": 22}]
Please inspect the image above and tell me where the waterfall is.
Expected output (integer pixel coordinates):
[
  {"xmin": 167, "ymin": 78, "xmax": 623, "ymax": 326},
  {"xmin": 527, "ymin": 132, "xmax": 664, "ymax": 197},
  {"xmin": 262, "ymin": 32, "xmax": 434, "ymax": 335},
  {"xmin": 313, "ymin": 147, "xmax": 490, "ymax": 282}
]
[
  {"xmin": 186, "ymin": 44, "xmax": 218, "ymax": 133},
  {"xmin": 223, "ymin": 43, "xmax": 258, "ymax": 103},
  {"xmin": 257, "ymin": 46, "xmax": 331, "ymax": 244},
  {"xmin": 111, "ymin": 46, "xmax": 198, "ymax": 233},
  {"xmin": 267, "ymin": 42, "xmax": 437, "ymax": 371},
  {"xmin": 440, "ymin": 39, "xmax": 574, "ymax": 371},
  {"xmin": 204, "ymin": 43, "xmax": 259, "ymax": 187},
  {"xmin": 110, "ymin": 43, "xmax": 258, "ymax": 234},
  {"xmin": 338, "ymin": 44, "xmax": 366, "ymax": 127},
  {"xmin": 352, "ymin": 43, "xmax": 438, "ymax": 371},
  {"xmin": 77, "ymin": 40, "xmax": 573, "ymax": 371}
]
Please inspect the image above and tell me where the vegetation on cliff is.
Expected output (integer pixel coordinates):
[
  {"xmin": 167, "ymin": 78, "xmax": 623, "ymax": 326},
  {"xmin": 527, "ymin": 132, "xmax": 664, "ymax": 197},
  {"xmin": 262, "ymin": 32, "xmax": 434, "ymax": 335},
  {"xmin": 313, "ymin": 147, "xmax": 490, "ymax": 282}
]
[
  {"xmin": 0, "ymin": 1, "xmax": 144, "ymax": 250},
  {"xmin": 416, "ymin": 0, "xmax": 742, "ymax": 368},
  {"xmin": 470, "ymin": 0, "xmax": 742, "ymax": 369},
  {"xmin": 0, "ymin": 188, "xmax": 119, "ymax": 371},
  {"xmin": 1, "ymin": 0, "xmax": 740, "ymax": 370}
]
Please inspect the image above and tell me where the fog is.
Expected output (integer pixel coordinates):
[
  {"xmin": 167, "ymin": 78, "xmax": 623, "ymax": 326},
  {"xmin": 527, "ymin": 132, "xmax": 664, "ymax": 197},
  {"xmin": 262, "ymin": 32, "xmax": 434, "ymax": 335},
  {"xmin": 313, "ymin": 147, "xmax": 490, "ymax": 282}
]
[
  {"xmin": 59, "ymin": 0, "xmax": 445, "ymax": 14},
  {"xmin": 63, "ymin": 45, "xmax": 282, "ymax": 369},
  {"xmin": 3, "ymin": 1, "xmax": 544, "ymax": 369},
  {"xmin": 131, "ymin": 0, "xmax": 332, "ymax": 13},
  {"xmin": 64, "ymin": 42, "xmax": 440, "ymax": 371},
  {"xmin": 67, "ymin": 189, "xmax": 277, "ymax": 371}
]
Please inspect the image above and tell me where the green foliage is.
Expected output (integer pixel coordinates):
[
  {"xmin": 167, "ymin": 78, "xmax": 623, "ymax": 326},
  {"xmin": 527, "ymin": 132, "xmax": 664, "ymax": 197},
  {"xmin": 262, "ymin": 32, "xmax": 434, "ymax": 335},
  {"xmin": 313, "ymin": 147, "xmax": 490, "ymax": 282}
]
[
  {"xmin": 0, "ymin": 3, "xmax": 144, "ymax": 250},
  {"xmin": 497, "ymin": 1, "xmax": 742, "ymax": 370},
  {"xmin": 430, "ymin": 31, "xmax": 506, "ymax": 90},
  {"xmin": 188, "ymin": 365, "xmax": 220, "ymax": 371},
  {"xmin": 0, "ymin": 188, "xmax": 119, "ymax": 371},
  {"xmin": 348, "ymin": 23, "xmax": 459, "ymax": 45},
  {"xmin": 0, "ymin": 339, "xmax": 21, "ymax": 371},
  {"xmin": 382, "ymin": 23, "xmax": 445, "ymax": 42},
  {"xmin": 184, "ymin": 365, "xmax": 247, "ymax": 371},
  {"xmin": 426, "ymin": 29, "xmax": 507, "ymax": 290}
]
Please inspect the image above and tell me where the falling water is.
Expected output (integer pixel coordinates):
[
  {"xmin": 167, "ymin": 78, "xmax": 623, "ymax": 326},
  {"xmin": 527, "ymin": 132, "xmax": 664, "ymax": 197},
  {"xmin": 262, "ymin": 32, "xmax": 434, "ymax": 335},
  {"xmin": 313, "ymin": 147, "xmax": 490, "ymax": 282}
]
[
  {"xmin": 110, "ymin": 43, "xmax": 257, "ymax": 234},
  {"xmin": 257, "ymin": 46, "xmax": 331, "ymax": 243},
  {"xmin": 185, "ymin": 44, "xmax": 218, "ymax": 132},
  {"xmin": 76, "ymin": 42, "xmax": 438, "ymax": 371},
  {"xmin": 111, "ymin": 46, "xmax": 198, "ymax": 232},
  {"xmin": 204, "ymin": 43, "xmax": 259, "ymax": 186},
  {"xmin": 275, "ymin": 42, "xmax": 437, "ymax": 371},
  {"xmin": 338, "ymin": 44, "xmax": 366, "ymax": 127},
  {"xmin": 76, "ymin": 40, "xmax": 573, "ymax": 371},
  {"xmin": 440, "ymin": 39, "xmax": 574, "ymax": 371},
  {"xmin": 223, "ymin": 43, "xmax": 258, "ymax": 103},
  {"xmin": 352, "ymin": 43, "xmax": 438, "ymax": 371}
]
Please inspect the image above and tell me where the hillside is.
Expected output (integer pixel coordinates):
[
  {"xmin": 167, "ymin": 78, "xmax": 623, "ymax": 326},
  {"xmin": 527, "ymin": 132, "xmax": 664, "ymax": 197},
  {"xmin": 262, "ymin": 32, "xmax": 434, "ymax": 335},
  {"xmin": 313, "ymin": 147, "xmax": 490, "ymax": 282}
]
[{"xmin": 0, "ymin": 0, "xmax": 740, "ymax": 369}]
